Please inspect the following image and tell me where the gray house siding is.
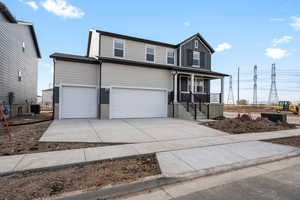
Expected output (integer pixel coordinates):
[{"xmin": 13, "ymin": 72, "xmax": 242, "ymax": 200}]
[
  {"xmin": 0, "ymin": 21, "xmax": 38, "ymax": 105},
  {"xmin": 181, "ymin": 37, "xmax": 211, "ymax": 70},
  {"xmin": 0, "ymin": 12, "xmax": 9, "ymax": 22}
]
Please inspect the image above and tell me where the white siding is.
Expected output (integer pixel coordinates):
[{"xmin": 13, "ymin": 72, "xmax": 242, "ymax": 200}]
[
  {"xmin": 100, "ymin": 35, "xmax": 177, "ymax": 65},
  {"xmin": 88, "ymin": 30, "xmax": 100, "ymax": 58},
  {"xmin": 54, "ymin": 60, "xmax": 99, "ymax": 86},
  {"xmin": 0, "ymin": 21, "xmax": 38, "ymax": 104},
  {"xmin": 102, "ymin": 63, "xmax": 172, "ymax": 90}
]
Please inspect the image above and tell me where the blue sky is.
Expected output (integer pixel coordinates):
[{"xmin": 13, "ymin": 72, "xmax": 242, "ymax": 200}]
[{"xmin": 3, "ymin": 0, "xmax": 300, "ymax": 103}]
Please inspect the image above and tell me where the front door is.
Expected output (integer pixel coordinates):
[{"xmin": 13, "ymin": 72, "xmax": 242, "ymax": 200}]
[{"xmin": 178, "ymin": 75, "xmax": 191, "ymax": 102}]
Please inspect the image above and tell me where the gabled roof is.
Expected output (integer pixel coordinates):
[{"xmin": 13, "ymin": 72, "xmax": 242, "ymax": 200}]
[
  {"xmin": 0, "ymin": 2, "xmax": 41, "ymax": 58},
  {"xmin": 178, "ymin": 33, "xmax": 215, "ymax": 53},
  {"xmin": 95, "ymin": 29, "xmax": 215, "ymax": 53}
]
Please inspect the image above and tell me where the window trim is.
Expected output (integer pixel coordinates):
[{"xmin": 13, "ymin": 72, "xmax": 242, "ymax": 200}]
[
  {"xmin": 166, "ymin": 48, "xmax": 176, "ymax": 65},
  {"xmin": 192, "ymin": 51, "xmax": 200, "ymax": 67},
  {"xmin": 113, "ymin": 39, "xmax": 125, "ymax": 58},
  {"xmin": 145, "ymin": 45, "xmax": 156, "ymax": 63}
]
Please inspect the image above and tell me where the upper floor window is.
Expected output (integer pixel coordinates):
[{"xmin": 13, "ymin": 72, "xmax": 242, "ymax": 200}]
[
  {"xmin": 22, "ymin": 42, "xmax": 25, "ymax": 52},
  {"xmin": 146, "ymin": 46, "xmax": 155, "ymax": 62},
  {"xmin": 200, "ymin": 52, "xmax": 205, "ymax": 67},
  {"xmin": 167, "ymin": 49, "xmax": 175, "ymax": 65},
  {"xmin": 113, "ymin": 39, "xmax": 124, "ymax": 58},
  {"xmin": 194, "ymin": 40, "xmax": 198, "ymax": 49},
  {"xmin": 192, "ymin": 51, "xmax": 200, "ymax": 67}
]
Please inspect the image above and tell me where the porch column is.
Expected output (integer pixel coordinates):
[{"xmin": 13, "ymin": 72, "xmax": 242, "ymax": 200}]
[
  {"xmin": 221, "ymin": 77, "xmax": 224, "ymax": 104},
  {"xmin": 174, "ymin": 73, "xmax": 178, "ymax": 103},
  {"xmin": 191, "ymin": 74, "xmax": 195, "ymax": 102}
]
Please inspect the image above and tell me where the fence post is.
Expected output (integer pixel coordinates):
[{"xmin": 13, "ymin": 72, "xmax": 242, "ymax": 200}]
[{"xmin": 194, "ymin": 103, "xmax": 197, "ymax": 120}]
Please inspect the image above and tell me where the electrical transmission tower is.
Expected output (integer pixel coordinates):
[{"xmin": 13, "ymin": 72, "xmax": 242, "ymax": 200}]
[
  {"xmin": 253, "ymin": 65, "xmax": 258, "ymax": 105},
  {"xmin": 227, "ymin": 75, "xmax": 235, "ymax": 104},
  {"xmin": 268, "ymin": 63, "xmax": 279, "ymax": 105}
]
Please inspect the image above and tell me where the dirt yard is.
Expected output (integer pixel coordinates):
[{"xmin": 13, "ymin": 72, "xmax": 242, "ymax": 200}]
[
  {"xmin": 205, "ymin": 114, "xmax": 297, "ymax": 134},
  {"xmin": 264, "ymin": 136, "xmax": 300, "ymax": 148},
  {"xmin": 0, "ymin": 121, "xmax": 108, "ymax": 156},
  {"xmin": 0, "ymin": 156, "xmax": 160, "ymax": 200},
  {"xmin": 8, "ymin": 112, "xmax": 53, "ymax": 125}
]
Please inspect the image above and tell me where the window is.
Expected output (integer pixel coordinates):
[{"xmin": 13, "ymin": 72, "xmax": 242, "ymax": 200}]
[
  {"xmin": 113, "ymin": 39, "xmax": 124, "ymax": 58},
  {"xmin": 194, "ymin": 40, "xmax": 198, "ymax": 49},
  {"xmin": 192, "ymin": 51, "xmax": 200, "ymax": 66},
  {"xmin": 18, "ymin": 70, "xmax": 22, "ymax": 81},
  {"xmin": 22, "ymin": 42, "xmax": 25, "ymax": 52},
  {"xmin": 146, "ymin": 46, "xmax": 155, "ymax": 62},
  {"xmin": 167, "ymin": 49, "xmax": 175, "ymax": 65},
  {"xmin": 194, "ymin": 78, "xmax": 204, "ymax": 93}
]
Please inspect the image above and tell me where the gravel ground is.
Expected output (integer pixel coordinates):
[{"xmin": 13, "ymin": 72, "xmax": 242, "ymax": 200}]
[
  {"xmin": 0, "ymin": 156, "xmax": 160, "ymax": 200},
  {"xmin": 0, "ymin": 121, "xmax": 109, "ymax": 156}
]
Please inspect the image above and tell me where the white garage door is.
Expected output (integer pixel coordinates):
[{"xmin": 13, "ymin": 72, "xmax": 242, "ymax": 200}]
[
  {"xmin": 61, "ymin": 86, "xmax": 97, "ymax": 119},
  {"xmin": 110, "ymin": 88, "xmax": 168, "ymax": 119}
]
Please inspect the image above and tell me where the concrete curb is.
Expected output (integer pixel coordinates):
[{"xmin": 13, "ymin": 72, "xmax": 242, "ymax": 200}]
[
  {"xmin": 54, "ymin": 175, "xmax": 180, "ymax": 200},
  {"xmin": 53, "ymin": 151, "xmax": 300, "ymax": 200}
]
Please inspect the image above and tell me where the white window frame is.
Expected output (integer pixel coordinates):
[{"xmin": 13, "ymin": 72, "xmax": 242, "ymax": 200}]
[
  {"xmin": 194, "ymin": 77, "xmax": 204, "ymax": 93},
  {"xmin": 192, "ymin": 51, "xmax": 200, "ymax": 67},
  {"xmin": 113, "ymin": 39, "xmax": 125, "ymax": 58},
  {"xmin": 194, "ymin": 40, "xmax": 199, "ymax": 49},
  {"xmin": 145, "ymin": 45, "xmax": 155, "ymax": 63},
  {"xmin": 166, "ymin": 49, "xmax": 176, "ymax": 65}
]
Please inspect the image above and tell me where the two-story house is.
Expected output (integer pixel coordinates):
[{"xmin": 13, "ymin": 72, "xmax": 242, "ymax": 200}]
[
  {"xmin": 50, "ymin": 29, "xmax": 228, "ymax": 120},
  {"xmin": 0, "ymin": 2, "xmax": 41, "ymax": 116}
]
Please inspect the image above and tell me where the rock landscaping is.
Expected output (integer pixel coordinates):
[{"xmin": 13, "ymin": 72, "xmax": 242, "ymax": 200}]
[
  {"xmin": 206, "ymin": 114, "xmax": 297, "ymax": 134},
  {"xmin": 0, "ymin": 155, "xmax": 160, "ymax": 200}
]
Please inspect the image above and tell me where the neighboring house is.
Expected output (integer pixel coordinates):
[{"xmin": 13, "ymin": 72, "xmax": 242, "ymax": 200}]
[
  {"xmin": 36, "ymin": 95, "xmax": 42, "ymax": 104},
  {"xmin": 42, "ymin": 88, "xmax": 53, "ymax": 107},
  {"xmin": 0, "ymin": 2, "xmax": 41, "ymax": 116},
  {"xmin": 50, "ymin": 29, "xmax": 228, "ymax": 120}
]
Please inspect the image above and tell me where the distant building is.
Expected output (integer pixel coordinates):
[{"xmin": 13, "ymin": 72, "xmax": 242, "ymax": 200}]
[
  {"xmin": 42, "ymin": 88, "xmax": 53, "ymax": 107},
  {"xmin": 0, "ymin": 2, "xmax": 41, "ymax": 116},
  {"xmin": 36, "ymin": 95, "xmax": 42, "ymax": 104}
]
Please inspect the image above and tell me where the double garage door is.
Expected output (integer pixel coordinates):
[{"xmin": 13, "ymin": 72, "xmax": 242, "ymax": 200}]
[{"xmin": 61, "ymin": 86, "xmax": 168, "ymax": 119}]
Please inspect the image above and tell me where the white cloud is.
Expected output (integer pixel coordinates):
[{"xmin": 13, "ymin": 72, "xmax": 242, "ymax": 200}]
[
  {"xmin": 215, "ymin": 42, "xmax": 232, "ymax": 52},
  {"xmin": 184, "ymin": 21, "xmax": 191, "ymax": 27},
  {"xmin": 270, "ymin": 18, "xmax": 285, "ymax": 22},
  {"xmin": 41, "ymin": 0, "xmax": 85, "ymax": 18},
  {"xmin": 265, "ymin": 48, "xmax": 288, "ymax": 59},
  {"xmin": 26, "ymin": 1, "xmax": 38, "ymax": 10},
  {"xmin": 290, "ymin": 16, "xmax": 300, "ymax": 31},
  {"xmin": 272, "ymin": 36, "xmax": 293, "ymax": 46}
]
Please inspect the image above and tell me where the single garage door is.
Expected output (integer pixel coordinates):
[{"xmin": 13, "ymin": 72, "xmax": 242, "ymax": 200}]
[
  {"xmin": 61, "ymin": 86, "xmax": 97, "ymax": 118},
  {"xmin": 110, "ymin": 88, "xmax": 168, "ymax": 119}
]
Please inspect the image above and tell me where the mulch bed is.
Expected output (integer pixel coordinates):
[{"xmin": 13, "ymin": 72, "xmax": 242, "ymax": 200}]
[
  {"xmin": 264, "ymin": 136, "xmax": 300, "ymax": 148},
  {"xmin": 205, "ymin": 114, "xmax": 297, "ymax": 134},
  {"xmin": 0, "ymin": 156, "xmax": 160, "ymax": 200},
  {"xmin": 0, "ymin": 121, "xmax": 108, "ymax": 156},
  {"xmin": 7, "ymin": 112, "xmax": 53, "ymax": 125}
]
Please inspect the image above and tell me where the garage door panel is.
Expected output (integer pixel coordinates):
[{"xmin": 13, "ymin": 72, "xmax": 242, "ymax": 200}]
[
  {"xmin": 62, "ymin": 87, "xmax": 97, "ymax": 119},
  {"xmin": 111, "ymin": 88, "xmax": 167, "ymax": 119}
]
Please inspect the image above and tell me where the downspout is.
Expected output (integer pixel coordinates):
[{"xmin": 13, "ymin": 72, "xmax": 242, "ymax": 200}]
[{"xmin": 52, "ymin": 59, "xmax": 56, "ymax": 120}]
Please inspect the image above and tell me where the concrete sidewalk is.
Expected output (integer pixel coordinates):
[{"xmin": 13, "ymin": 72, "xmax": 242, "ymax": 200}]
[
  {"xmin": 157, "ymin": 141, "xmax": 300, "ymax": 176},
  {"xmin": 1, "ymin": 128, "xmax": 300, "ymax": 175}
]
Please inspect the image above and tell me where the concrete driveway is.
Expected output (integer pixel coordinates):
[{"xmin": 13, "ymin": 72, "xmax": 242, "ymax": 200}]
[{"xmin": 40, "ymin": 118, "xmax": 226, "ymax": 143}]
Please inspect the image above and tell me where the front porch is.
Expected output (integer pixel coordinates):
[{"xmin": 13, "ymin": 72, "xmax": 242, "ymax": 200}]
[{"xmin": 171, "ymin": 71, "xmax": 225, "ymax": 119}]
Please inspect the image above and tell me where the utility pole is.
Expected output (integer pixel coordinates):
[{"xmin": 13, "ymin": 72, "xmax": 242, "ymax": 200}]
[
  {"xmin": 237, "ymin": 67, "xmax": 240, "ymax": 104},
  {"xmin": 227, "ymin": 75, "xmax": 235, "ymax": 104},
  {"xmin": 253, "ymin": 65, "xmax": 258, "ymax": 105},
  {"xmin": 268, "ymin": 63, "xmax": 279, "ymax": 104}
]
